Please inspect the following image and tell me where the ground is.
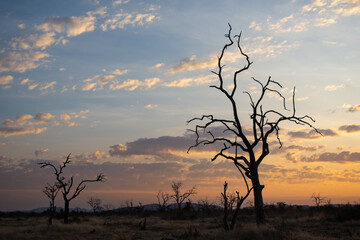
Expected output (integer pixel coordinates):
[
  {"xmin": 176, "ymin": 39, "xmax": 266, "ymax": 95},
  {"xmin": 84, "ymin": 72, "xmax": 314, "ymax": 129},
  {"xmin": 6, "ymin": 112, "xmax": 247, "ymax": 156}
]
[{"xmin": 0, "ymin": 205, "xmax": 359, "ymax": 240}]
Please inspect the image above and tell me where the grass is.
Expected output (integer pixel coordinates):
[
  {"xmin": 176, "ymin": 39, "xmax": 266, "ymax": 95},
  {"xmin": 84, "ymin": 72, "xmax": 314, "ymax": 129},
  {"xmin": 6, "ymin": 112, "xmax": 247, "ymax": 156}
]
[{"xmin": 0, "ymin": 205, "xmax": 359, "ymax": 240}]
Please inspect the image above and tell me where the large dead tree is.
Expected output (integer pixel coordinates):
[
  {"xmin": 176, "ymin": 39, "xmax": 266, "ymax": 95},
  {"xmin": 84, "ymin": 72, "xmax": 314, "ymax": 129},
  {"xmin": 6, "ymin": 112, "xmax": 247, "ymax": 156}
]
[
  {"xmin": 187, "ymin": 24, "xmax": 320, "ymax": 225},
  {"xmin": 39, "ymin": 154, "xmax": 105, "ymax": 224}
]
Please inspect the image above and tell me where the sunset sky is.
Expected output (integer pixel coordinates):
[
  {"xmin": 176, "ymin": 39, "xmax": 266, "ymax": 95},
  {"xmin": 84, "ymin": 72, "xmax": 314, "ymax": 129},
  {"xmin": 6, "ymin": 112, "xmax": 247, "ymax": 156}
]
[{"xmin": 0, "ymin": 0, "xmax": 359, "ymax": 211}]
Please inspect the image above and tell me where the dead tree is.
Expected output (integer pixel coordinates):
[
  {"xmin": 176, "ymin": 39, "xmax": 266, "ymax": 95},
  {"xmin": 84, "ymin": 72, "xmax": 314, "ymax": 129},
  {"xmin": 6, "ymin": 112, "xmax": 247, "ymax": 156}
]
[
  {"xmin": 157, "ymin": 191, "xmax": 170, "ymax": 211},
  {"xmin": 221, "ymin": 180, "xmax": 252, "ymax": 230},
  {"xmin": 170, "ymin": 181, "xmax": 196, "ymax": 211},
  {"xmin": 187, "ymin": 24, "xmax": 320, "ymax": 225},
  {"xmin": 39, "ymin": 154, "xmax": 105, "ymax": 224},
  {"xmin": 43, "ymin": 182, "xmax": 60, "ymax": 225},
  {"xmin": 311, "ymin": 192, "xmax": 326, "ymax": 208},
  {"xmin": 87, "ymin": 197, "xmax": 103, "ymax": 213}
]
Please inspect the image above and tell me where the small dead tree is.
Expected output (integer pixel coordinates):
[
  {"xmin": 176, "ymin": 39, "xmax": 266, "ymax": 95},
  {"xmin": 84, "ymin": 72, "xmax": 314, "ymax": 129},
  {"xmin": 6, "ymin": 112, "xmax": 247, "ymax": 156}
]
[
  {"xmin": 311, "ymin": 192, "xmax": 326, "ymax": 208},
  {"xmin": 157, "ymin": 191, "xmax": 170, "ymax": 211},
  {"xmin": 87, "ymin": 197, "xmax": 102, "ymax": 213},
  {"xmin": 187, "ymin": 24, "xmax": 320, "ymax": 225},
  {"xmin": 170, "ymin": 181, "xmax": 196, "ymax": 211},
  {"xmin": 39, "ymin": 154, "xmax": 105, "ymax": 224},
  {"xmin": 221, "ymin": 180, "xmax": 252, "ymax": 230},
  {"xmin": 43, "ymin": 182, "xmax": 60, "ymax": 225}
]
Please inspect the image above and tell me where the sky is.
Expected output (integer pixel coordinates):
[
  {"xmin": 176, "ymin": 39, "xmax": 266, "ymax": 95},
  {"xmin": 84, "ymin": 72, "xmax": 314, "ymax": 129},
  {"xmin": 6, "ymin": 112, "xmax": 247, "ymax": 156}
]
[{"xmin": 0, "ymin": 0, "xmax": 359, "ymax": 211}]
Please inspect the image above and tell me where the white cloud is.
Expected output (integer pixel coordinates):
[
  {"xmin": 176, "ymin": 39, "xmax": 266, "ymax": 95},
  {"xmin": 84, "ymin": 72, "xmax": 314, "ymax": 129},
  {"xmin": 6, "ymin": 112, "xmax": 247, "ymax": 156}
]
[
  {"xmin": 149, "ymin": 63, "xmax": 164, "ymax": 70},
  {"xmin": 100, "ymin": 13, "xmax": 157, "ymax": 31},
  {"xmin": 324, "ymin": 84, "xmax": 346, "ymax": 91},
  {"xmin": 11, "ymin": 32, "xmax": 57, "ymax": 50},
  {"xmin": 169, "ymin": 55, "xmax": 216, "ymax": 74},
  {"xmin": 113, "ymin": 0, "xmax": 130, "ymax": 6},
  {"xmin": 249, "ymin": 21, "xmax": 262, "ymax": 31},
  {"xmin": 112, "ymin": 69, "xmax": 128, "ymax": 75},
  {"xmin": 36, "ymin": 15, "xmax": 96, "ymax": 37},
  {"xmin": 81, "ymin": 82, "xmax": 97, "ymax": 91},
  {"xmin": 20, "ymin": 78, "xmax": 30, "ymax": 85},
  {"xmin": 98, "ymin": 75, "xmax": 115, "ymax": 85},
  {"xmin": 0, "ymin": 126, "xmax": 47, "ymax": 137},
  {"xmin": 0, "ymin": 51, "xmax": 50, "ymax": 73},
  {"xmin": 109, "ymin": 77, "xmax": 161, "ymax": 91},
  {"xmin": 323, "ymin": 40, "xmax": 337, "ymax": 45},
  {"xmin": 28, "ymin": 83, "xmax": 38, "ymax": 90},
  {"xmin": 38, "ymin": 81, "xmax": 57, "ymax": 91},
  {"xmin": 145, "ymin": 104, "xmax": 158, "ymax": 109},
  {"xmin": 164, "ymin": 75, "xmax": 215, "ymax": 88},
  {"xmin": 0, "ymin": 75, "xmax": 13, "ymax": 85}
]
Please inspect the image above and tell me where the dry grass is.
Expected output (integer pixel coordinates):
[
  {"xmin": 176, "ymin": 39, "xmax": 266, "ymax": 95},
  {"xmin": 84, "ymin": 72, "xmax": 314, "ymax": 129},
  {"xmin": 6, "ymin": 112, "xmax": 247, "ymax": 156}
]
[{"xmin": 0, "ymin": 207, "xmax": 359, "ymax": 240}]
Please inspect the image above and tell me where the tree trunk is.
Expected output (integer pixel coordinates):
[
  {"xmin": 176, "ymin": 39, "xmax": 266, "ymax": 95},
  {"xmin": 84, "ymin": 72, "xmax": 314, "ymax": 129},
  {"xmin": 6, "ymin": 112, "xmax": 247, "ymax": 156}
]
[
  {"xmin": 251, "ymin": 169, "xmax": 265, "ymax": 225},
  {"xmin": 64, "ymin": 199, "xmax": 69, "ymax": 224}
]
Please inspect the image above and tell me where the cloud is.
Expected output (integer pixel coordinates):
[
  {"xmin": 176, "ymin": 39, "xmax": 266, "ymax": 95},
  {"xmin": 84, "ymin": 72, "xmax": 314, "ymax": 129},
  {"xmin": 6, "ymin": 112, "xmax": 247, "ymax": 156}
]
[
  {"xmin": 302, "ymin": 0, "xmax": 327, "ymax": 12},
  {"xmin": 302, "ymin": 151, "xmax": 360, "ymax": 163},
  {"xmin": 28, "ymin": 83, "xmax": 39, "ymax": 90},
  {"xmin": 322, "ymin": 40, "xmax": 337, "ymax": 45},
  {"xmin": 98, "ymin": 75, "xmax": 115, "ymax": 85},
  {"xmin": 11, "ymin": 32, "xmax": 58, "ymax": 50},
  {"xmin": 249, "ymin": 21, "xmax": 262, "ymax": 31},
  {"xmin": 15, "ymin": 114, "xmax": 33, "ymax": 126},
  {"xmin": 163, "ymin": 75, "xmax": 215, "ymax": 88},
  {"xmin": 20, "ymin": 78, "xmax": 30, "ymax": 85},
  {"xmin": 38, "ymin": 81, "xmax": 57, "ymax": 91},
  {"xmin": 0, "ymin": 127, "xmax": 47, "ymax": 137},
  {"xmin": 149, "ymin": 63, "xmax": 164, "ymax": 70},
  {"xmin": 145, "ymin": 104, "xmax": 158, "ymax": 109},
  {"xmin": 36, "ymin": 15, "xmax": 96, "ymax": 37},
  {"xmin": 109, "ymin": 78, "xmax": 161, "ymax": 91},
  {"xmin": 169, "ymin": 55, "xmax": 216, "ymax": 74},
  {"xmin": 81, "ymin": 82, "xmax": 97, "ymax": 91},
  {"xmin": 0, "ymin": 75, "xmax": 13, "ymax": 85},
  {"xmin": 100, "ymin": 12, "xmax": 157, "ymax": 31},
  {"xmin": 287, "ymin": 128, "xmax": 337, "ymax": 139},
  {"xmin": 73, "ymin": 151, "xmax": 110, "ymax": 162},
  {"xmin": 56, "ymin": 109, "xmax": 89, "ymax": 127},
  {"xmin": 338, "ymin": 124, "xmax": 360, "ymax": 133},
  {"xmin": 34, "ymin": 112, "xmax": 55, "ymax": 123},
  {"xmin": 112, "ymin": 69, "xmax": 128, "ymax": 75},
  {"xmin": 113, "ymin": 0, "xmax": 130, "ymax": 6},
  {"xmin": 34, "ymin": 148, "xmax": 48, "ymax": 157},
  {"xmin": 0, "ymin": 51, "xmax": 50, "ymax": 73},
  {"xmin": 324, "ymin": 84, "xmax": 346, "ymax": 91},
  {"xmin": 109, "ymin": 136, "xmax": 195, "ymax": 157},
  {"xmin": 342, "ymin": 104, "xmax": 360, "ymax": 112}
]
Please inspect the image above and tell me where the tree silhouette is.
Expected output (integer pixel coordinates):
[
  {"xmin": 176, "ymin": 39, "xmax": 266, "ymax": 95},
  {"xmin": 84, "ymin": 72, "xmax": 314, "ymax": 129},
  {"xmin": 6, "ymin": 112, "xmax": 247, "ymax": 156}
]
[
  {"xmin": 187, "ymin": 24, "xmax": 320, "ymax": 225},
  {"xmin": 221, "ymin": 181, "xmax": 252, "ymax": 230},
  {"xmin": 157, "ymin": 191, "xmax": 170, "ymax": 211},
  {"xmin": 43, "ymin": 182, "xmax": 60, "ymax": 225},
  {"xmin": 311, "ymin": 192, "xmax": 326, "ymax": 208},
  {"xmin": 39, "ymin": 154, "xmax": 105, "ymax": 224},
  {"xmin": 170, "ymin": 181, "xmax": 196, "ymax": 211},
  {"xmin": 87, "ymin": 197, "xmax": 103, "ymax": 213}
]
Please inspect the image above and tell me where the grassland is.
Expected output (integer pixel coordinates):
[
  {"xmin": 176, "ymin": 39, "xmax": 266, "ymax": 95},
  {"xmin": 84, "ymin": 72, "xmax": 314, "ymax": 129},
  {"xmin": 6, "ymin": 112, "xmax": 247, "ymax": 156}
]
[{"xmin": 0, "ymin": 204, "xmax": 359, "ymax": 240}]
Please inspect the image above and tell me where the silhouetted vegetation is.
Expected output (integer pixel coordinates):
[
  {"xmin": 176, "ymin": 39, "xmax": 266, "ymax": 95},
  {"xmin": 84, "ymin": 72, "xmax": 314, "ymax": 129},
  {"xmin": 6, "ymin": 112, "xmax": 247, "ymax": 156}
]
[
  {"xmin": 187, "ymin": 24, "xmax": 320, "ymax": 225},
  {"xmin": 0, "ymin": 202, "xmax": 359, "ymax": 239},
  {"xmin": 38, "ymin": 153, "xmax": 105, "ymax": 223}
]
